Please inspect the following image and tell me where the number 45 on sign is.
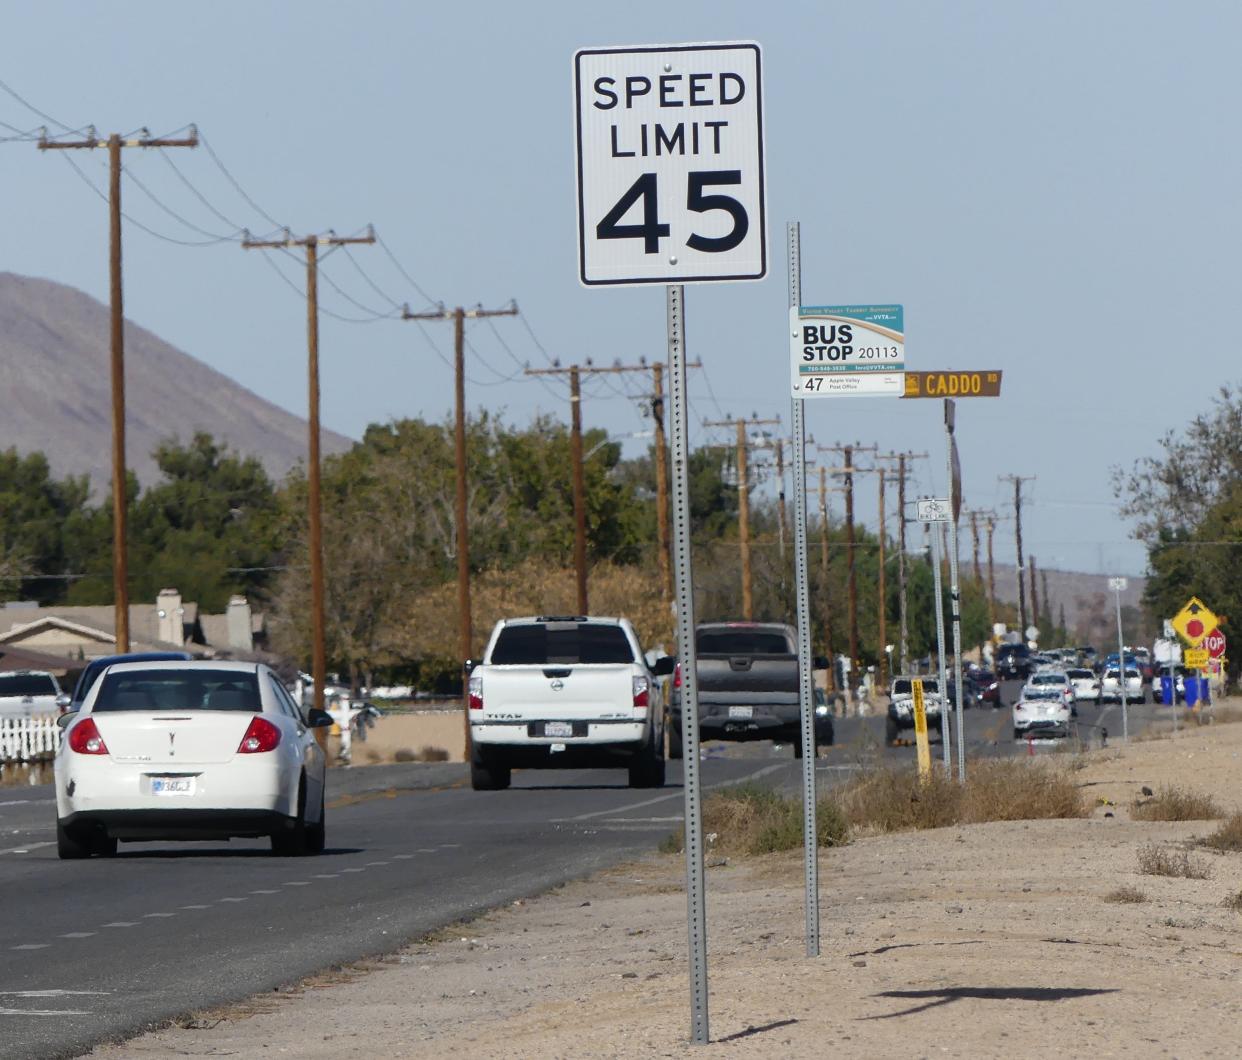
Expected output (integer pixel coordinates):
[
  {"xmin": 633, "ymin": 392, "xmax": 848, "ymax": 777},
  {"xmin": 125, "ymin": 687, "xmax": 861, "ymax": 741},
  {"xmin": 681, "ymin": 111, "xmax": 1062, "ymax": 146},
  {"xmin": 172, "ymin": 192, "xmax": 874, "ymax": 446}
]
[{"xmin": 574, "ymin": 42, "xmax": 767, "ymax": 286}]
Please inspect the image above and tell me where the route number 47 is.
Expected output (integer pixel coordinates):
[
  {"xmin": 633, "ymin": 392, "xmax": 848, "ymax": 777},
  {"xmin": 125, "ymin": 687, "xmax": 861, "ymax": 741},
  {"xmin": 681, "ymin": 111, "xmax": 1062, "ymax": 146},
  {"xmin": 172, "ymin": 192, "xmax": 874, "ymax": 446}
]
[{"xmin": 596, "ymin": 170, "xmax": 748, "ymax": 254}]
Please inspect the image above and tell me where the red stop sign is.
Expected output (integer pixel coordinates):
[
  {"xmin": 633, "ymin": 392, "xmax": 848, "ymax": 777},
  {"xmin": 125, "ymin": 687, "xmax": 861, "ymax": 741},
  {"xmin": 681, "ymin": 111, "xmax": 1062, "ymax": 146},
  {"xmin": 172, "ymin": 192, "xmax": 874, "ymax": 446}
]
[
  {"xmin": 1186, "ymin": 618, "xmax": 1206, "ymax": 641},
  {"xmin": 1205, "ymin": 628, "xmax": 1227, "ymax": 659}
]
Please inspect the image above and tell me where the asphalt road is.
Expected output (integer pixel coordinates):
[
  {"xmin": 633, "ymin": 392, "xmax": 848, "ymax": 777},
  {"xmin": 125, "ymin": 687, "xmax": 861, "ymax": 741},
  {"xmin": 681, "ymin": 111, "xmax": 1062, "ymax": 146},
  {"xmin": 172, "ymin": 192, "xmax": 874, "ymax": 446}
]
[{"xmin": 0, "ymin": 682, "xmax": 1165, "ymax": 1060}]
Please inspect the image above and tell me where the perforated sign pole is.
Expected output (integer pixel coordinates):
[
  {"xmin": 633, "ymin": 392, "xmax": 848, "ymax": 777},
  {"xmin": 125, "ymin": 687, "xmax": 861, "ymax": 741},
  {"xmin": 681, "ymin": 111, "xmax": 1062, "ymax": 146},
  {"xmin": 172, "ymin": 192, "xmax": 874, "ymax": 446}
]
[
  {"xmin": 944, "ymin": 400, "xmax": 967, "ymax": 783},
  {"xmin": 931, "ymin": 524, "xmax": 951, "ymax": 771},
  {"xmin": 667, "ymin": 284, "xmax": 709, "ymax": 1043},
  {"xmin": 787, "ymin": 221, "xmax": 820, "ymax": 957}
]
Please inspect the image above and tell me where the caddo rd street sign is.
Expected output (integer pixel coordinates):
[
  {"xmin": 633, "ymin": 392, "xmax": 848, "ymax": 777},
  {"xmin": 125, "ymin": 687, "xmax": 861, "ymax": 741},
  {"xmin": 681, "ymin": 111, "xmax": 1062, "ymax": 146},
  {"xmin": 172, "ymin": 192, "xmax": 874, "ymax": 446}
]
[
  {"xmin": 574, "ymin": 42, "xmax": 766, "ymax": 286},
  {"xmin": 903, "ymin": 370, "xmax": 1002, "ymax": 398}
]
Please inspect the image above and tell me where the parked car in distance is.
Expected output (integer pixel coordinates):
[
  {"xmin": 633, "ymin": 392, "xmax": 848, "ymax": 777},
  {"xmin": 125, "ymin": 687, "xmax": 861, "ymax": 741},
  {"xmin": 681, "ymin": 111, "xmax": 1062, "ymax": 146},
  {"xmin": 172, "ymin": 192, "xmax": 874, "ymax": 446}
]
[
  {"xmin": 54, "ymin": 660, "xmax": 333, "ymax": 859},
  {"xmin": 1066, "ymin": 667, "xmax": 1101, "ymax": 702},
  {"xmin": 467, "ymin": 615, "xmax": 671, "ymax": 790},
  {"xmin": 1100, "ymin": 666, "xmax": 1145, "ymax": 704},
  {"xmin": 1013, "ymin": 687, "xmax": 1072, "ymax": 740},
  {"xmin": 967, "ymin": 669, "xmax": 1002, "ymax": 707},
  {"xmin": 886, "ymin": 675, "xmax": 944, "ymax": 745},
  {"xmin": 60, "ymin": 651, "xmax": 194, "ymax": 713},
  {"xmin": 1021, "ymin": 670, "xmax": 1075, "ymax": 711},
  {"xmin": 0, "ymin": 670, "xmax": 63, "ymax": 718}
]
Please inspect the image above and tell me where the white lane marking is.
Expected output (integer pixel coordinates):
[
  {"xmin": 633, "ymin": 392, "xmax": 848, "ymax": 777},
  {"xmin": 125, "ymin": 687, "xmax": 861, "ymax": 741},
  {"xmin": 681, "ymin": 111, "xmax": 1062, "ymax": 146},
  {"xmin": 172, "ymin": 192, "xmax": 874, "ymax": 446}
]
[
  {"xmin": 0, "ymin": 842, "xmax": 55, "ymax": 856},
  {"xmin": 102, "ymin": 922, "xmax": 138, "ymax": 928},
  {"xmin": 0, "ymin": 799, "xmax": 53, "ymax": 807},
  {"xmin": 250, "ymin": 889, "xmax": 279, "ymax": 895},
  {"xmin": 416, "ymin": 848, "xmax": 437, "ymax": 853},
  {"xmin": 0, "ymin": 1007, "xmax": 89, "ymax": 1016},
  {"xmin": 143, "ymin": 913, "xmax": 175, "ymax": 919},
  {"xmin": 366, "ymin": 861, "xmax": 389, "ymax": 867},
  {"xmin": 179, "ymin": 905, "xmax": 209, "ymax": 910},
  {"xmin": 341, "ymin": 868, "xmax": 365, "ymax": 873},
  {"xmin": 0, "ymin": 991, "xmax": 109, "ymax": 997},
  {"xmin": 554, "ymin": 763, "xmax": 786, "ymax": 823},
  {"xmin": 599, "ymin": 816, "xmax": 684, "ymax": 823},
  {"xmin": 59, "ymin": 933, "xmax": 96, "ymax": 939},
  {"xmin": 439, "ymin": 843, "xmax": 461, "ymax": 848},
  {"xmin": 283, "ymin": 881, "xmax": 310, "ymax": 887},
  {"xmin": 218, "ymin": 897, "xmax": 247, "ymax": 903},
  {"xmin": 392, "ymin": 854, "xmax": 415, "ymax": 860},
  {"xmin": 10, "ymin": 944, "xmax": 49, "ymax": 950},
  {"xmin": 312, "ymin": 874, "xmax": 338, "ymax": 879}
]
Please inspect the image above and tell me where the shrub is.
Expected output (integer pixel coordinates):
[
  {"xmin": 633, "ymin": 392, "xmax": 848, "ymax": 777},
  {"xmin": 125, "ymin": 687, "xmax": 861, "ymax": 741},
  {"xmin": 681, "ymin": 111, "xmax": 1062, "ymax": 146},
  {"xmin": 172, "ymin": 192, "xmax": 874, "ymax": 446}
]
[
  {"xmin": 661, "ymin": 784, "xmax": 849, "ymax": 857},
  {"xmin": 1223, "ymin": 890, "xmax": 1242, "ymax": 912},
  {"xmin": 1201, "ymin": 813, "xmax": 1242, "ymax": 852},
  {"xmin": 1137, "ymin": 844, "xmax": 1211, "ymax": 879},
  {"xmin": 1131, "ymin": 786, "xmax": 1222, "ymax": 821},
  {"xmin": 393, "ymin": 748, "xmax": 418, "ymax": 763},
  {"xmin": 417, "ymin": 745, "xmax": 450, "ymax": 762},
  {"xmin": 1102, "ymin": 885, "xmax": 1148, "ymax": 904}
]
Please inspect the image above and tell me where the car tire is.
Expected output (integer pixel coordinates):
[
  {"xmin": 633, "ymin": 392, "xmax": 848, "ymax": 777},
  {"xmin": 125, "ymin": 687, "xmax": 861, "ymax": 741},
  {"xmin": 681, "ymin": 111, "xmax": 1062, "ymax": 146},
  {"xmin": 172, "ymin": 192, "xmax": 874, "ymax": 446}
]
[
  {"xmin": 470, "ymin": 747, "xmax": 511, "ymax": 791},
  {"xmin": 885, "ymin": 716, "xmax": 899, "ymax": 746},
  {"xmin": 629, "ymin": 731, "xmax": 665, "ymax": 789},
  {"xmin": 271, "ymin": 778, "xmax": 310, "ymax": 856},
  {"xmin": 1014, "ymin": 728, "xmax": 1024, "ymax": 740},
  {"xmin": 94, "ymin": 834, "xmax": 118, "ymax": 858},
  {"xmin": 56, "ymin": 819, "xmax": 92, "ymax": 860},
  {"xmin": 667, "ymin": 718, "xmax": 683, "ymax": 760},
  {"xmin": 305, "ymin": 790, "xmax": 326, "ymax": 856}
]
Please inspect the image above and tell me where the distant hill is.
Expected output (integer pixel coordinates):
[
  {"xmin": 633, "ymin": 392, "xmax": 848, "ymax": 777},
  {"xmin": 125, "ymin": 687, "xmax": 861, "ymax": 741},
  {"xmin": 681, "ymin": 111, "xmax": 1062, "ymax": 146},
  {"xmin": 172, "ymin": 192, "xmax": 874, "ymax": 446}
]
[
  {"xmin": 987, "ymin": 563, "xmax": 1150, "ymax": 643},
  {"xmin": 0, "ymin": 272, "xmax": 352, "ymax": 489}
]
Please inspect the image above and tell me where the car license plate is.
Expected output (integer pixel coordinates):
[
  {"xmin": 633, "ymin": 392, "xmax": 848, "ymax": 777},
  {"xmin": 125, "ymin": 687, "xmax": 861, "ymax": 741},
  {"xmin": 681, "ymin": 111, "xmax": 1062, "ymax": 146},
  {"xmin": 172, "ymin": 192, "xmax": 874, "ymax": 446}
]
[
  {"xmin": 728, "ymin": 705, "xmax": 754, "ymax": 719},
  {"xmin": 150, "ymin": 777, "xmax": 194, "ymax": 796},
  {"xmin": 544, "ymin": 721, "xmax": 574, "ymax": 738}
]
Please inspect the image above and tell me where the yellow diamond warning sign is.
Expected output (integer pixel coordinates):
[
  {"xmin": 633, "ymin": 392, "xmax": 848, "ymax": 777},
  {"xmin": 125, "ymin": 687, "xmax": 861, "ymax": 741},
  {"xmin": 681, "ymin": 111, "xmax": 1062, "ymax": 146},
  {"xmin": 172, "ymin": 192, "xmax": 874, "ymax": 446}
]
[{"xmin": 1172, "ymin": 597, "xmax": 1219, "ymax": 647}]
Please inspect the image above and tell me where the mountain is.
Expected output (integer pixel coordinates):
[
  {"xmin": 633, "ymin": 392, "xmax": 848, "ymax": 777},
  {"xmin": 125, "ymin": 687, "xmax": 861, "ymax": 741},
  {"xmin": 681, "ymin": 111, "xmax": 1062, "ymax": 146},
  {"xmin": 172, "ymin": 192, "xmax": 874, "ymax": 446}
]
[
  {"xmin": 986, "ymin": 563, "xmax": 1150, "ymax": 643},
  {"xmin": 0, "ymin": 272, "xmax": 352, "ymax": 489}
]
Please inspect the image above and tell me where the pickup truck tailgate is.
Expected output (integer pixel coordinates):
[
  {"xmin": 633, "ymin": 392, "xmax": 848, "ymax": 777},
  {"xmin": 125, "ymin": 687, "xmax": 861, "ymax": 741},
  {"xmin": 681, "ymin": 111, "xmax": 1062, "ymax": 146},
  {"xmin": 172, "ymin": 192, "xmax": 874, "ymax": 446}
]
[
  {"xmin": 479, "ymin": 665, "xmax": 636, "ymax": 719},
  {"xmin": 696, "ymin": 654, "xmax": 798, "ymax": 701}
]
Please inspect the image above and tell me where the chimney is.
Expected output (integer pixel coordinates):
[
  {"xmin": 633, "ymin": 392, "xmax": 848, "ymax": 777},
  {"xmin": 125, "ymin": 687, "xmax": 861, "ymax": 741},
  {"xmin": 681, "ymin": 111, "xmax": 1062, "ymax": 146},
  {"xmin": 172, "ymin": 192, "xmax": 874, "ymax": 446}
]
[
  {"xmin": 227, "ymin": 596, "xmax": 253, "ymax": 652},
  {"xmin": 156, "ymin": 589, "xmax": 184, "ymax": 647}
]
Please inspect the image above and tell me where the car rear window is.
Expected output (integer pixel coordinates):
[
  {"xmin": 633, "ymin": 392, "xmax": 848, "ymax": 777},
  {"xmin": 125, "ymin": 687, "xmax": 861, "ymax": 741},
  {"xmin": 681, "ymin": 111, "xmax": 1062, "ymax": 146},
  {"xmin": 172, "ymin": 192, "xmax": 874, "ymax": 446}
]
[
  {"xmin": 93, "ymin": 670, "xmax": 261, "ymax": 712},
  {"xmin": 696, "ymin": 630, "xmax": 790, "ymax": 654},
  {"xmin": 1066, "ymin": 669, "xmax": 1092, "ymax": 679},
  {"xmin": 892, "ymin": 678, "xmax": 939, "ymax": 695},
  {"xmin": 1031, "ymin": 674, "xmax": 1066, "ymax": 685},
  {"xmin": 490, "ymin": 624, "xmax": 635, "ymax": 665},
  {"xmin": 0, "ymin": 673, "xmax": 57, "ymax": 697}
]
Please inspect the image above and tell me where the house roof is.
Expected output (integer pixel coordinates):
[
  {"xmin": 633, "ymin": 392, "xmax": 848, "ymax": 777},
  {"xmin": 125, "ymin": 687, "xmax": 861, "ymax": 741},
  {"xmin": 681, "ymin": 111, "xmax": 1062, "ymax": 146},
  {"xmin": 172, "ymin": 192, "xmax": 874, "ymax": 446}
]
[
  {"xmin": 0, "ymin": 614, "xmax": 204, "ymax": 658},
  {"xmin": 0, "ymin": 602, "xmax": 199, "ymax": 645}
]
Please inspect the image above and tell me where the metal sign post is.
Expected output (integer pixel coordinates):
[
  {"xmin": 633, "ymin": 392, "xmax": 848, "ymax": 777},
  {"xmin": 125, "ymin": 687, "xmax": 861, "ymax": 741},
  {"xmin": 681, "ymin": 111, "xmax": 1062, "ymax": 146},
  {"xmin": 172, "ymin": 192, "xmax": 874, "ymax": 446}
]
[
  {"xmin": 1109, "ymin": 577, "xmax": 1128, "ymax": 742},
  {"xmin": 786, "ymin": 222, "xmax": 819, "ymax": 957},
  {"xmin": 575, "ymin": 41, "xmax": 768, "ymax": 1046},
  {"xmin": 944, "ymin": 400, "xmax": 967, "ymax": 783},
  {"xmin": 667, "ymin": 285, "xmax": 709, "ymax": 1043},
  {"xmin": 919, "ymin": 499, "xmax": 952, "ymax": 770}
]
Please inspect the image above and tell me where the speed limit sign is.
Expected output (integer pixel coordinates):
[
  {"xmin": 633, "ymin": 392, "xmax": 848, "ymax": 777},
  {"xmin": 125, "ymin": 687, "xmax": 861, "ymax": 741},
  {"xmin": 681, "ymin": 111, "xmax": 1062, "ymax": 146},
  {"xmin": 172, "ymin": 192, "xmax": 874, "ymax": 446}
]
[{"xmin": 573, "ymin": 42, "xmax": 767, "ymax": 286}]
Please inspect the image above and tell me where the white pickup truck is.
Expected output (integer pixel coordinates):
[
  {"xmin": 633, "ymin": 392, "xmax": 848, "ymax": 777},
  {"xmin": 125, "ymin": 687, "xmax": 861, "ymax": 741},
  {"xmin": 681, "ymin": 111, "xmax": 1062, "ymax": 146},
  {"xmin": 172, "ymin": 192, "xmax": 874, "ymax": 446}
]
[{"xmin": 466, "ymin": 616, "xmax": 673, "ymax": 791}]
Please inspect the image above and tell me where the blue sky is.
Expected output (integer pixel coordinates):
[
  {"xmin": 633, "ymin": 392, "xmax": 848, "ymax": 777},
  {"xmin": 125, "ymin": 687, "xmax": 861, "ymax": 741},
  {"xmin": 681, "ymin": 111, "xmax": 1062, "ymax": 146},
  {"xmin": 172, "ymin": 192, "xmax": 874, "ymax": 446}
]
[{"xmin": 1, "ymin": 0, "xmax": 1236, "ymax": 576}]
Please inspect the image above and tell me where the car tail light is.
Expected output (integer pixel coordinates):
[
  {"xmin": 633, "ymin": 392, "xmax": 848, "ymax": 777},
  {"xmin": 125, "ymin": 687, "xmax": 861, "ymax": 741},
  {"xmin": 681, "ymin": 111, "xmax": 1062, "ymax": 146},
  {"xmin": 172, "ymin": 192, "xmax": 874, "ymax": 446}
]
[
  {"xmin": 672, "ymin": 663, "xmax": 681, "ymax": 689},
  {"xmin": 632, "ymin": 676, "xmax": 650, "ymax": 709},
  {"xmin": 468, "ymin": 672, "xmax": 483, "ymax": 711},
  {"xmin": 1014, "ymin": 703, "xmax": 1026, "ymax": 712},
  {"xmin": 68, "ymin": 717, "xmax": 108, "ymax": 755},
  {"xmin": 237, "ymin": 716, "xmax": 281, "ymax": 753}
]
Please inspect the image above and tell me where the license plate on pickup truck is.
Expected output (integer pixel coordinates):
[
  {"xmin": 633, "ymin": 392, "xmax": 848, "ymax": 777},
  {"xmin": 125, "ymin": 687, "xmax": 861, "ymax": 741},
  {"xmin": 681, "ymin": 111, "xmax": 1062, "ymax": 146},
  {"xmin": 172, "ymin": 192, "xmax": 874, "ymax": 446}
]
[
  {"xmin": 543, "ymin": 721, "xmax": 575, "ymax": 738},
  {"xmin": 728, "ymin": 705, "xmax": 754, "ymax": 719}
]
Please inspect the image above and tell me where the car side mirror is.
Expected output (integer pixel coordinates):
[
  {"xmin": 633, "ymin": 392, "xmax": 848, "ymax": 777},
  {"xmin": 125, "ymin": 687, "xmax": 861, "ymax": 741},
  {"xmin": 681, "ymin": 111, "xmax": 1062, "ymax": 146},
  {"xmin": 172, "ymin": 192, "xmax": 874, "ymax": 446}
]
[
  {"xmin": 651, "ymin": 656, "xmax": 675, "ymax": 676},
  {"xmin": 56, "ymin": 711, "xmax": 78, "ymax": 730},
  {"xmin": 306, "ymin": 707, "xmax": 335, "ymax": 729},
  {"xmin": 55, "ymin": 693, "xmax": 72, "ymax": 714}
]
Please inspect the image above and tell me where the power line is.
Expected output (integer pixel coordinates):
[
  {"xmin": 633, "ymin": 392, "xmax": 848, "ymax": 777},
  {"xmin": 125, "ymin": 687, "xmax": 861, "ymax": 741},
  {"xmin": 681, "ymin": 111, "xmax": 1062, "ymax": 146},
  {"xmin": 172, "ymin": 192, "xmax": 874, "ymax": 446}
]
[
  {"xmin": 375, "ymin": 234, "xmax": 437, "ymax": 309},
  {"xmin": 121, "ymin": 161, "xmax": 243, "ymax": 242},
  {"xmin": 198, "ymin": 132, "xmax": 285, "ymax": 230}
]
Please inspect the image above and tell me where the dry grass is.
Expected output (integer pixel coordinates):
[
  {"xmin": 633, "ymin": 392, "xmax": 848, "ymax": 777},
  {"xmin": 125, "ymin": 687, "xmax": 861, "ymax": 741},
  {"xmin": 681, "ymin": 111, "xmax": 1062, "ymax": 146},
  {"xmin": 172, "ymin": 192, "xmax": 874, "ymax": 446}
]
[
  {"xmin": 1103, "ymin": 885, "xmax": 1149, "ymax": 904},
  {"xmin": 1131, "ymin": 786, "xmax": 1223, "ymax": 821},
  {"xmin": 1211, "ymin": 704, "xmax": 1242, "ymax": 725},
  {"xmin": 1222, "ymin": 890, "xmax": 1242, "ymax": 912},
  {"xmin": 418, "ymin": 745, "xmax": 450, "ymax": 762},
  {"xmin": 661, "ymin": 784, "xmax": 849, "ymax": 857},
  {"xmin": 1200, "ymin": 813, "xmax": 1242, "ymax": 852},
  {"xmin": 1137, "ymin": 844, "xmax": 1211, "ymax": 880},
  {"xmin": 393, "ymin": 747, "xmax": 418, "ymax": 763},
  {"xmin": 837, "ymin": 759, "xmax": 1088, "ymax": 835}
]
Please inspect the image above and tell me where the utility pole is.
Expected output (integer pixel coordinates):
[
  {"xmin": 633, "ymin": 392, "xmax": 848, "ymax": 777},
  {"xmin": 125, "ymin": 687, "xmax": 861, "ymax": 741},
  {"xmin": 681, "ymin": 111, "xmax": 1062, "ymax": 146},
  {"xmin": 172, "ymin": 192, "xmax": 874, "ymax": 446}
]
[
  {"xmin": 243, "ymin": 227, "xmax": 376, "ymax": 712},
  {"xmin": 1001, "ymin": 475, "xmax": 1036, "ymax": 637},
  {"xmin": 986, "ymin": 514, "xmax": 997, "ymax": 641},
  {"xmin": 1029, "ymin": 554, "xmax": 1041, "ymax": 641},
  {"xmin": 876, "ymin": 452, "xmax": 928, "ymax": 676},
  {"xmin": 808, "ymin": 468, "xmax": 846, "ymax": 690},
  {"xmin": 705, "ymin": 416, "xmax": 780, "ymax": 620},
  {"xmin": 404, "ymin": 301, "xmax": 518, "ymax": 712},
  {"xmin": 527, "ymin": 359, "xmax": 687, "ymax": 611},
  {"xmin": 820, "ymin": 443, "xmax": 877, "ymax": 687},
  {"xmin": 40, "ymin": 125, "xmax": 199, "ymax": 652},
  {"xmin": 969, "ymin": 510, "xmax": 983, "ymax": 584}
]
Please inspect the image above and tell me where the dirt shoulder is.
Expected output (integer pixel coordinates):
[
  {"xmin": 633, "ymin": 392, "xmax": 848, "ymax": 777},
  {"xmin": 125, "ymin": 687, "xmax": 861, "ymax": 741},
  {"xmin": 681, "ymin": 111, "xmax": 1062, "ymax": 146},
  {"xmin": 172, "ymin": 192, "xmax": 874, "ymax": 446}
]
[{"xmin": 94, "ymin": 718, "xmax": 1242, "ymax": 1059}]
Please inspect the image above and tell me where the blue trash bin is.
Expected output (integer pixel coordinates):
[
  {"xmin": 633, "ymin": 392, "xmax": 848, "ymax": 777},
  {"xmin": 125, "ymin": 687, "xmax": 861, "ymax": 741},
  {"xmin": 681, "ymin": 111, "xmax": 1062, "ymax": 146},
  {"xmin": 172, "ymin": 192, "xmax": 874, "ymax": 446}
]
[
  {"xmin": 1160, "ymin": 674, "xmax": 1174, "ymax": 705},
  {"xmin": 1184, "ymin": 677, "xmax": 1201, "ymax": 707}
]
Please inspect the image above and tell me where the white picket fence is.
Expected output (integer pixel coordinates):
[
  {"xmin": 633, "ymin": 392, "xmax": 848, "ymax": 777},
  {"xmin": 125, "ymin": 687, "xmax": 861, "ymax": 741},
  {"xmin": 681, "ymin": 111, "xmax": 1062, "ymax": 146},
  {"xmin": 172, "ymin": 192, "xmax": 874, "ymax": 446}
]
[{"xmin": 0, "ymin": 715, "xmax": 61, "ymax": 762}]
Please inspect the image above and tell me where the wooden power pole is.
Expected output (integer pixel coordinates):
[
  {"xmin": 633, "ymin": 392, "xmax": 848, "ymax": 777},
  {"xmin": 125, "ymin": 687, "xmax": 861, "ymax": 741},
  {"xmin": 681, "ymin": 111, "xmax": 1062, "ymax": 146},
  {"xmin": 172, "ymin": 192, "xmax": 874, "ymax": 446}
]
[
  {"xmin": 40, "ymin": 126, "xmax": 199, "ymax": 652},
  {"xmin": 404, "ymin": 301, "xmax": 518, "ymax": 711},
  {"xmin": 243, "ymin": 227, "xmax": 377, "ymax": 713},
  {"xmin": 1001, "ymin": 475, "xmax": 1036, "ymax": 636},
  {"xmin": 705, "ymin": 416, "xmax": 780, "ymax": 620}
]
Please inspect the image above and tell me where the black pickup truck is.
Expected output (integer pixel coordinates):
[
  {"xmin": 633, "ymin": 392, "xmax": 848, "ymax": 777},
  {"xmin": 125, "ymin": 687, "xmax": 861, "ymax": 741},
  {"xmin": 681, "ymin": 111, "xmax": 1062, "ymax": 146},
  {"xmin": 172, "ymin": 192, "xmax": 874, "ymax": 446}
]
[{"xmin": 667, "ymin": 622, "xmax": 833, "ymax": 759}]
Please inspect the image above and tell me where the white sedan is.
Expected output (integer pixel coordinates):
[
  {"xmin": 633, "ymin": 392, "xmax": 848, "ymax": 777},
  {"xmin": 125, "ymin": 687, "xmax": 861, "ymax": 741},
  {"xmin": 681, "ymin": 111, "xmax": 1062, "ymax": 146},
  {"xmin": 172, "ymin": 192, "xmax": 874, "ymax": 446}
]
[
  {"xmin": 1013, "ymin": 688, "xmax": 1072, "ymax": 739},
  {"xmin": 1066, "ymin": 668, "xmax": 1101, "ymax": 702},
  {"xmin": 1100, "ymin": 666, "xmax": 1145, "ymax": 704},
  {"xmin": 54, "ymin": 661, "xmax": 332, "ymax": 859}
]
